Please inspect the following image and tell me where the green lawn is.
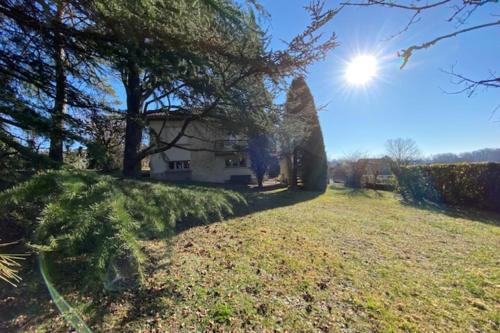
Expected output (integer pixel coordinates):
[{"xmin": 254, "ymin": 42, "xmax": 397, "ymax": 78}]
[{"xmin": 3, "ymin": 186, "xmax": 500, "ymax": 332}]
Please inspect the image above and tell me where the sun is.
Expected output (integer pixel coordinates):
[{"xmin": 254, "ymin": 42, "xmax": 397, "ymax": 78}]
[{"xmin": 345, "ymin": 55, "xmax": 378, "ymax": 85}]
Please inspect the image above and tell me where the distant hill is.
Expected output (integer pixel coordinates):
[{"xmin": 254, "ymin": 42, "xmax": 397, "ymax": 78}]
[{"xmin": 426, "ymin": 148, "xmax": 500, "ymax": 164}]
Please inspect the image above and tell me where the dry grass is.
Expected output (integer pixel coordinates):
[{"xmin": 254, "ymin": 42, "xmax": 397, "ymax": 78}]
[{"xmin": 2, "ymin": 187, "xmax": 500, "ymax": 332}]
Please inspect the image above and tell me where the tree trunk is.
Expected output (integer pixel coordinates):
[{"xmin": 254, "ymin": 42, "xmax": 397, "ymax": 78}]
[
  {"xmin": 122, "ymin": 60, "xmax": 143, "ymax": 177},
  {"xmin": 257, "ymin": 174, "xmax": 264, "ymax": 189},
  {"xmin": 48, "ymin": 1, "xmax": 66, "ymax": 163},
  {"xmin": 285, "ymin": 153, "xmax": 293, "ymax": 186},
  {"xmin": 290, "ymin": 148, "xmax": 298, "ymax": 189}
]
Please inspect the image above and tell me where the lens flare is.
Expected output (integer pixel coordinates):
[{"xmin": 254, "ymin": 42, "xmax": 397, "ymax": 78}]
[{"xmin": 345, "ymin": 55, "xmax": 378, "ymax": 85}]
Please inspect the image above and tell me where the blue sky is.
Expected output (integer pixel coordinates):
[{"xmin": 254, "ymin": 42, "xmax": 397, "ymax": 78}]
[{"xmin": 259, "ymin": 0, "xmax": 500, "ymax": 159}]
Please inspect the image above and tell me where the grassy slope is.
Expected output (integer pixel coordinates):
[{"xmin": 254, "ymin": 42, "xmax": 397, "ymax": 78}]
[{"xmin": 6, "ymin": 187, "xmax": 500, "ymax": 332}]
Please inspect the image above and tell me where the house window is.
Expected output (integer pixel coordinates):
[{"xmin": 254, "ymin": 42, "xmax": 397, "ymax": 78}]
[
  {"xmin": 168, "ymin": 160, "xmax": 191, "ymax": 170},
  {"xmin": 225, "ymin": 154, "xmax": 246, "ymax": 168}
]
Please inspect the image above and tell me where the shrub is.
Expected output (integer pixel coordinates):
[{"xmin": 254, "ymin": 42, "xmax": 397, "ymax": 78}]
[
  {"xmin": 396, "ymin": 163, "xmax": 500, "ymax": 212},
  {"xmin": 364, "ymin": 183, "xmax": 395, "ymax": 192},
  {"xmin": 395, "ymin": 167, "xmax": 442, "ymax": 203},
  {"xmin": 0, "ymin": 170, "xmax": 245, "ymax": 289},
  {"xmin": 343, "ymin": 159, "xmax": 368, "ymax": 189},
  {"xmin": 86, "ymin": 141, "xmax": 122, "ymax": 171}
]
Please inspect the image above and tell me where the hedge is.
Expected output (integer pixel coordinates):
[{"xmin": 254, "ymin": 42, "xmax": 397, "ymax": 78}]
[
  {"xmin": 396, "ymin": 163, "xmax": 500, "ymax": 212},
  {"xmin": 364, "ymin": 182, "xmax": 396, "ymax": 192}
]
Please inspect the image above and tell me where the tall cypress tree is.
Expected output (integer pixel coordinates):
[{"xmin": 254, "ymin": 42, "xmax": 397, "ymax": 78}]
[{"xmin": 285, "ymin": 77, "xmax": 327, "ymax": 191}]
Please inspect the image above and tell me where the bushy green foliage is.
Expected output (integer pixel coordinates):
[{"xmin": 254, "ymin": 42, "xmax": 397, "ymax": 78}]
[
  {"xmin": 0, "ymin": 170, "xmax": 245, "ymax": 288},
  {"xmin": 396, "ymin": 167, "xmax": 441, "ymax": 203},
  {"xmin": 86, "ymin": 141, "xmax": 122, "ymax": 171},
  {"xmin": 0, "ymin": 141, "xmax": 55, "ymax": 191},
  {"xmin": 397, "ymin": 163, "xmax": 500, "ymax": 211},
  {"xmin": 364, "ymin": 183, "xmax": 395, "ymax": 192},
  {"xmin": 301, "ymin": 129, "xmax": 328, "ymax": 192}
]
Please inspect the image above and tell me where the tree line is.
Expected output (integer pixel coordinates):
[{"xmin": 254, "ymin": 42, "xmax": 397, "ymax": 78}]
[
  {"xmin": 425, "ymin": 148, "xmax": 500, "ymax": 164},
  {"xmin": 330, "ymin": 138, "xmax": 500, "ymax": 189}
]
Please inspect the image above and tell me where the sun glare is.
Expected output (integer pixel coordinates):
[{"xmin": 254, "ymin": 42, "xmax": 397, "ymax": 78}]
[{"xmin": 345, "ymin": 55, "xmax": 378, "ymax": 85}]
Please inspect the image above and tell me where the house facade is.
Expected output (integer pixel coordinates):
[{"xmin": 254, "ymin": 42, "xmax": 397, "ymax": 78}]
[
  {"xmin": 147, "ymin": 113, "xmax": 256, "ymax": 184},
  {"xmin": 360, "ymin": 157, "xmax": 393, "ymax": 184}
]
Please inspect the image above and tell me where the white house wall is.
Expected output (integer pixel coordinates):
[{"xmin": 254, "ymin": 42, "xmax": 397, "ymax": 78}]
[{"xmin": 148, "ymin": 119, "xmax": 255, "ymax": 183}]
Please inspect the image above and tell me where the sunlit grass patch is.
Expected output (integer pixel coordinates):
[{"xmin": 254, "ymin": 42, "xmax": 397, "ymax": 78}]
[{"xmin": 2, "ymin": 185, "xmax": 499, "ymax": 332}]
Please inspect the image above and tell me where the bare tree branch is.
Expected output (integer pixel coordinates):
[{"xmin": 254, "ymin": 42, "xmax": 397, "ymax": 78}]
[
  {"xmin": 341, "ymin": 0, "xmax": 452, "ymax": 11},
  {"xmin": 400, "ymin": 20, "xmax": 500, "ymax": 69},
  {"xmin": 340, "ymin": 0, "xmax": 500, "ymax": 94}
]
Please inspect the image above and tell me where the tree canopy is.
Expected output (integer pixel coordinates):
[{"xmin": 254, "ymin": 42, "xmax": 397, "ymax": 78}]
[{"xmin": 0, "ymin": 0, "xmax": 338, "ymax": 178}]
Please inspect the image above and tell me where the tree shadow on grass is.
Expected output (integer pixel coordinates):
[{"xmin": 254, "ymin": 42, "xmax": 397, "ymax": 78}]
[
  {"xmin": 333, "ymin": 186, "xmax": 384, "ymax": 199},
  {"xmin": 333, "ymin": 184, "xmax": 500, "ymax": 227},
  {"xmin": 107, "ymin": 184, "xmax": 323, "ymax": 330},
  {"xmin": 0, "ymin": 178, "xmax": 323, "ymax": 332},
  {"xmin": 402, "ymin": 199, "xmax": 500, "ymax": 227},
  {"xmin": 90, "ymin": 184, "xmax": 323, "ymax": 330},
  {"xmin": 175, "ymin": 183, "xmax": 323, "ymax": 232},
  {"xmin": 242, "ymin": 187, "xmax": 322, "ymax": 212}
]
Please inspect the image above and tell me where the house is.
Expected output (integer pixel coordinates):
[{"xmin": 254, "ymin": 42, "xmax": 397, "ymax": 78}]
[
  {"xmin": 278, "ymin": 158, "xmax": 290, "ymax": 184},
  {"xmin": 360, "ymin": 156, "xmax": 394, "ymax": 184},
  {"xmin": 328, "ymin": 161, "xmax": 347, "ymax": 183},
  {"xmin": 327, "ymin": 157, "xmax": 394, "ymax": 185},
  {"xmin": 147, "ymin": 112, "xmax": 256, "ymax": 184}
]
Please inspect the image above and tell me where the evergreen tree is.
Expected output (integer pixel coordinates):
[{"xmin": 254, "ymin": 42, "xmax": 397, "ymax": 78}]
[
  {"xmin": 0, "ymin": 0, "xmax": 112, "ymax": 164},
  {"xmin": 1, "ymin": 0, "xmax": 338, "ymax": 178},
  {"xmin": 284, "ymin": 77, "xmax": 327, "ymax": 192},
  {"xmin": 281, "ymin": 80, "xmax": 309, "ymax": 188},
  {"xmin": 92, "ymin": 0, "xmax": 337, "ymax": 177}
]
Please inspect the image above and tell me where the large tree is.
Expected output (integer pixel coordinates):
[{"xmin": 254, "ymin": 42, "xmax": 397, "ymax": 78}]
[
  {"xmin": 1, "ymin": 0, "xmax": 339, "ymax": 177},
  {"xmin": 248, "ymin": 134, "xmax": 273, "ymax": 188},
  {"xmin": 280, "ymin": 81, "xmax": 313, "ymax": 188},
  {"xmin": 0, "ymin": 0, "xmax": 111, "ymax": 164},
  {"xmin": 84, "ymin": 110, "xmax": 125, "ymax": 171},
  {"xmin": 385, "ymin": 138, "xmax": 421, "ymax": 172},
  {"xmin": 283, "ymin": 77, "xmax": 328, "ymax": 191},
  {"xmin": 339, "ymin": 152, "xmax": 369, "ymax": 189},
  {"xmin": 92, "ymin": 0, "xmax": 338, "ymax": 176}
]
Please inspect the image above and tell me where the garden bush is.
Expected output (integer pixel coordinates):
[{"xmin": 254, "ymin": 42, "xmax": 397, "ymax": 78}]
[
  {"xmin": 0, "ymin": 170, "xmax": 245, "ymax": 289},
  {"xmin": 396, "ymin": 163, "xmax": 500, "ymax": 212},
  {"xmin": 363, "ymin": 182, "xmax": 395, "ymax": 192}
]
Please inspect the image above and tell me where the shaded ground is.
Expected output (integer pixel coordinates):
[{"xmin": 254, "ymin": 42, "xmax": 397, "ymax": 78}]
[{"xmin": 1, "ymin": 187, "xmax": 499, "ymax": 332}]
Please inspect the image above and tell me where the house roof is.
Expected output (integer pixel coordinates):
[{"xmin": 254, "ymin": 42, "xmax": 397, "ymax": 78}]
[
  {"xmin": 358, "ymin": 156, "xmax": 392, "ymax": 164},
  {"xmin": 145, "ymin": 110, "xmax": 194, "ymax": 121}
]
